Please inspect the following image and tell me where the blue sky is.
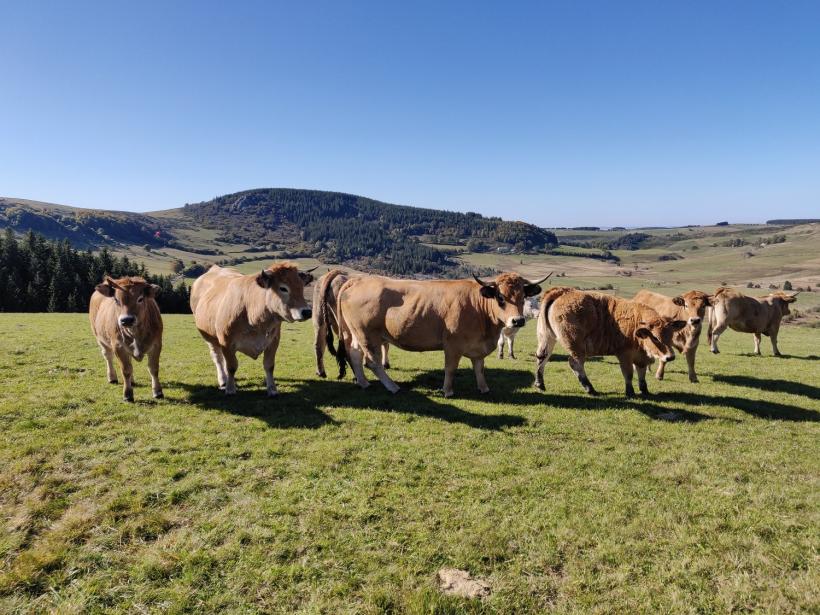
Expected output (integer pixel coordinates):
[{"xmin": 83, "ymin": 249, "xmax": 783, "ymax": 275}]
[{"xmin": 1, "ymin": 1, "xmax": 818, "ymax": 227}]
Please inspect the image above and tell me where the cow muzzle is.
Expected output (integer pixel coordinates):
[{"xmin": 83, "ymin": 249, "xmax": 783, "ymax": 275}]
[
  {"xmin": 290, "ymin": 307, "xmax": 312, "ymax": 322},
  {"xmin": 510, "ymin": 316, "xmax": 526, "ymax": 328},
  {"xmin": 119, "ymin": 315, "xmax": 136, "ymax": 327},
  {"xmin": 663, "ymin": 353, "xmax": 675, "ymax": 362},
  {"xmin": 689, "ymin": 317, "xmax": 701, "ymax": 326}
]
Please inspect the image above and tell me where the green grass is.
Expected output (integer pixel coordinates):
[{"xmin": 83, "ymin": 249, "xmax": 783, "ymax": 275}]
[{"xmin": 1, "ymin": 314, "xmax": 818, "ymax": 613}]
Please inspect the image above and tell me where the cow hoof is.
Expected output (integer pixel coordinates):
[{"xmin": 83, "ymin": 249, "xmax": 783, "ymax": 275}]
[
  {"xmin": 655, "ymin": 374, "xmax": 664, "ymax": 381},
  {"xmin": 317, "ymin": 370, "xmax": 327, "ymax": 378},
  {"xmin": 689, "ymin": 376, "xmax": 699, "ymax": 384},
  {"xmin": 267, "ymin": 390, "xmax": 278, "ymax": 398},
  {"xmin": 510, "ymin": 355, "xmax": 516, "ymax": 361},
  {"xmin": 443, "ymin": 391, "xmax": 454, "ymax": 398},
  {"xmin": 710, "ymin": 348, "xmax": 719, "ymax": 354},
  {"xmin": 153, "ymin": 391, "xmax": 164, "ymax": 399},
  {"xmin": 640, "ymin": 390, "xmax": 651, "ymax": 397},
  {"xmin": 586, "ymin": 389, "xmax": 600, "ymax": 397},
  {"xmin": 533, "ymin": 380, "xmax": 545, "ymax": 391},
  {"xmin": 225, "ymin": 389, "xmax": 237, "ymax": 396},
  {"xmin": 383, "ymin": 362, "xmax": 391, "ymax": 370},
  {"xmin": 479, "ymin": 388, "xmax": 491, "ymax": 395},
  {"xmin": 109, "ymin": 379, "xmax": 118, "ymax": 384},
  {"xmin": 123, "ymin": 394, "xmax": 134, "ymax": 403}
]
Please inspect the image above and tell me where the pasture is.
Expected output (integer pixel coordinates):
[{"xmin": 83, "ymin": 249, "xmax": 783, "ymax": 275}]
[{"xmin": 1, "ymin": 313, "xmax": 818, "ymax": 613}]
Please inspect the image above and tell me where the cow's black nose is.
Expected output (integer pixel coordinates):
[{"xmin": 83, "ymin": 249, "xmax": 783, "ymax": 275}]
[
  {"xmin": 301, "ymin": 308, "xmax": 312, "ymax": 320},
  {"xmin": 690, "ymin": 317, "xmax": 701, "ymax": 325},
  {"xmin": 119, "ymin": 315, "xmax": 136, "ymax": 327},
  {"xmin": 512, "ymin": 317, "xmax": 526, "ymax": 328}
]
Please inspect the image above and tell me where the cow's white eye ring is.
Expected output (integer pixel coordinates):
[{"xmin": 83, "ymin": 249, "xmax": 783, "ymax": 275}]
[{"xmin": 137, "ymin": 296, "xmax": 144, "ymax": 303}]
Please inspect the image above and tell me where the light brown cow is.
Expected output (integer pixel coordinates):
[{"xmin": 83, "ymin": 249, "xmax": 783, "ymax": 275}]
[
  {"xmin": 633, "ymin": 289, "xmax": 712, "ymax": 382},
  {"xmin": 707, "ymin": 287, "xmax": 798, "ymax": 356},
  {"xmin": 190, "ymin": 263, "xmax": 315, "ymax": 396},
  {"xmin": 336, "ymin": 272, "xmax": 549, "ymax": 396},
  {"xmin": 534, "ymin": 287, "xmax": 687, "ymax": 396},
  {"xmin": 89, "ymin": 276, "xmax": 163, "ymax": 402},
  {"xmin": 312, "ymin": 269, "xmax": 390, "ymax": 379}
]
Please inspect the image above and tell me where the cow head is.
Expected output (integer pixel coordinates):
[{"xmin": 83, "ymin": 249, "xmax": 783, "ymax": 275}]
[
  {"xmin": 474, "ymin": 272, "xmax": 551, "ymax": 328},
  {"xmin": 767, "ymin": 291, "xmax": 799, "ymax": 316},
  {"xmin": 672, "ymin": 290, "xmax": 712, "ymax": 328},
  {"xmin": 96, "ymin": 276, "xmax": 160, "ymax": 329},
  {"xmin": 635, "ymin": 317, "xmax": 688, "ymax": 362},
  {"xmin": 256, "ymin": 263, "xmax": 316, "ymax": 322}
]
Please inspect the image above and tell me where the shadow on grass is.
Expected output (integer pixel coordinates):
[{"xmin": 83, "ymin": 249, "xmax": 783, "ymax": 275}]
[
  {"xmin": 656, "ymin": 391, "xmax": 820, "ymax": 422},
  {"xmin": 169, "ymin": 376, "xmax": 528, "ymax": 431},
  {"xmin": 712, "ymin": 374, "xmax": 820, "ymax": 401}
]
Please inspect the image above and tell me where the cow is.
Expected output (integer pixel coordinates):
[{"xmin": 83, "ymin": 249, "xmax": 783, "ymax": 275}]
[
  {"xmin": 336, "ymin": 272, "xmax": 551, "ymax": 396},
  {"xmin": 312, "ymin": 268, "xmax": 390, "ymax": 379},
  {"xmin": 190, "ymin": 263, "xmax": 315, "ymax": 396},
  {"xmin": 496, "ymin": 296, "xmax": 539, "ymax": 359},
  {"xmin": 89, "ymin": 276, "xmax": 163, "ymax": 402},
  {"xmin": 707, "ymin": 287, "xmax": 798, "ymax": 356},
  {"xmin": 633, "ymin": 289, "xmax": 712, "ymax": 382},
  {"xmin": 533, "ymin": 287, "xmax": 687, "ymax": 397}
]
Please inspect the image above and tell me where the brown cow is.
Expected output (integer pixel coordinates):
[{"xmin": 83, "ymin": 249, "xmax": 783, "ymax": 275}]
[
  {"xmin": 707, "ymin": 287, "xmax": 798, "ymax": 356},
  {"xmin": 633, "ymin": 289, "xmax": 712, "ymax": 382},
  {"xmin": 89, "ymin": 276, "xmax": 163, "ymax": 402},
  {"xmin": 336, "ymin": 272, "xmax": 550, "ymax": 396},
  {"xmin": 534, "ymin": 288, "xmax": 687, "ymax": 396},
  {"xmin": 312, "ymin": 268, "xmax": 390, "ymax": 379},
  {"xmin": 190, "ymin": 263, "xmax": 315, "ymax": 396}
]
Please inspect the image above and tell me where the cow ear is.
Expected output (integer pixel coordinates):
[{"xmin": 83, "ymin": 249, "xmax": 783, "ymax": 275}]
[
  {"xmin": 144, "ymin": 284, "xmax": 161, "ymax": 298},
  {"xmin": 96, "ymin": 282, "xmax": 114, "ymax": 297},
  {"xmin": 298, "ymin": 271, "xmax": 314, "ymax": 285},
  {"xmin": 672, "ymin": 296, "xmax": 685, "ymax": 306},
  {"xmin": 479, "ymin": 285, "xmax": 498, "ymax": 299},
  {"xmin": 524, "ymin": 284, "xmax": 541, "ymax": 298},
  {"xmin": 256, "ymin": 270, "xmax": 273, "ymax": 288},
  {"xmin": 670, "ymin": 319, "xmax": 688, "ymax": 331},
  {"xmin": 636, "ymin": 327, "xmax": 651, "ymax": 338},
  {"xmin": 705, "ymin": 295, "xmax": 714, "ymax": 306}
]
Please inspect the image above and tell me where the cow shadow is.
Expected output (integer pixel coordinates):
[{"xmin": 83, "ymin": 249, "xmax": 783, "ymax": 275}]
[
  {"xmin": 655, "ymin": 391, "xmax": 820, "ymax": 422},
  {"xmin": 711, "ymin": 374, "xmax": 820, "ymax": 401},
  {"xmin": 168, "ymin": 380, "xmax": 338, "ymax": 429}
]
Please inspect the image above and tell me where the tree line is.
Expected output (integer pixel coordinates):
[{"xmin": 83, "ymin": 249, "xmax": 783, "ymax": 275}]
[{"xmin": 0, "ymin": 229, "xmax": 191, "ymax": 313}]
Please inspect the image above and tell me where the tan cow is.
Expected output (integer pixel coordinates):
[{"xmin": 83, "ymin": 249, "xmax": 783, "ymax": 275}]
[
  {"xmin": 633, "ymin": 289, "xmax": 712, "ymax": 382},
  {"xmin": 707, "ymin": 287, "xmax": 798, "ymax": 356},
  {"xmin": 312, "ymin": 268, "xmax": 390, "ymax": 379},
  {"xmin": 89, "ymin": 276, "xmax": 163, "ymax": 402},
  {"xmin": 534, "ymin": 287, "xmax": 687, "ymax": 396},
  {"xmin": 336, "ymin": 272, "xmax": 550, "ymax": 396},
  {"xmin": 190, "ymin": 263, "xmax": 315, "ymax": 396}
]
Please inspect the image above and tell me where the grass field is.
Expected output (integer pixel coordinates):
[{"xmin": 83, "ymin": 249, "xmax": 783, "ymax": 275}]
[{"xmin": 1, "ymin": 313, "xmax": 818, "ymax": 613}]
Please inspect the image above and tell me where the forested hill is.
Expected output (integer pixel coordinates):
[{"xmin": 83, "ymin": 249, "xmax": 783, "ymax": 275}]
[{"xmin": 182, "ymin": 189, "xmax": 558, "ymax": 274}]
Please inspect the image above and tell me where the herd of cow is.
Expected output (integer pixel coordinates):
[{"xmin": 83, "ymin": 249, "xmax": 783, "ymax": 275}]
[{"xmin": 88, "ymin": 263, "xmax": 800, "ymax": 402}]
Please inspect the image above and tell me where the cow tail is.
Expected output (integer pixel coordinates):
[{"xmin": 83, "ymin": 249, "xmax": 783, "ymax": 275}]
[
  {"xmin": 332, "ymin": 283, "xmax": 350, "ymax": 380},
  {"xmin": 314, "ymin": 269, "xmax": 346, "ymax": 360},
  {"xmin": 536, "ymin": 287, "xmax": 572, "ymax": 354}
]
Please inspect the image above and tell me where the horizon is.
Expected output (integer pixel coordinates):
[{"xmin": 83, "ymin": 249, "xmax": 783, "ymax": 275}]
[{"xmin": 2, "ymin": 2, "xmax": 819, "ymax": 227}]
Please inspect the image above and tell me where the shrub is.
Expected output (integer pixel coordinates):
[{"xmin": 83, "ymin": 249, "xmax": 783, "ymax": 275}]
[{"xmin": 783, "ymin": 280, "xmax": 793, "ymax": 290}]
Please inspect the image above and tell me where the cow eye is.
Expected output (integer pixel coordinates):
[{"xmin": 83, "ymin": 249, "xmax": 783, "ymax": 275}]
[
  {"xmin": 137, "ymin": 296, "xmax": 144, "ymax": 303},
  {"xmin": 497, "ymin": 295, "xmax": 506, "ymax": 306},
  {"xmin": 279, "ymin": 286, "xmax": 288, "ymax": 293}
]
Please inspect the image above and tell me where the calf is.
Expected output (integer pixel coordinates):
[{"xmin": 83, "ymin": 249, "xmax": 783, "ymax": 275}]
[
  {"xmin": 633, "ymin": 289, "xmax": 712, "ymax": 382},
  {"xmin": 496, "ymin": 297, "xmax": 538, "ymax": 359},
  {"xmin": 707, "ymin": 287, "xmax": 798, "ymax": 356},
  {"xmin": 89, "ymin": 276, "xmax": 163, "ymax": 401},
  {"xmin": 190, "ymin": 263, "xmax": 315, "ymax": 396},
  {"xmin": 534, "ymin": 288, "xmax": 687, "ymax": 396}
]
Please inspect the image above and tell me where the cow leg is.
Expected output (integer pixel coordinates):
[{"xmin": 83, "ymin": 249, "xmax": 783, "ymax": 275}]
[
  {"xmin": 471, "ymin": 357, "xmax": 490, "ymax": 394},
  {"xmin": 346, "ymin": 342, "xmax": 370, "ymax": 389},
  {"xmin": 497, "ymin": 334, "xmax": 505, "ymax": 359},
  {"xmin": 770, "ymin": 330, "xmax": 782, "ymax": 357},
  {"xmin": 753, "ymin": 333, "xmax": 761, "ymax": 355},
  {"xmin": 619, "ymin": 357, "xmax": 635, "ymax": 397},
  {"xmin": 115, "ymin": 346, "xmax": 134, "ymax": 402},
  {"xmin": 533, "ymin": 331, "xmax": 557, "ymax": 391},
  {"xmin": 655, "ymin": 358, "xmax": 667, "ymax": 381},
  {"xmin": 147, "ymin": 346, "xmax": 163, "ymax": 399},
  {"xmin": 442, "ymin": 349, "xmax": 461, "ymax": 398},
  {"xmin": 314, "ymin": 321, "xmax": 327, "ymax": 378},
  {"xmin": 508, "ymin": 335, "xmax": 516, "ymax": 360},
  {"xmin": 263, "ymin": 329, "xmax": 281, "ymax": 397},
  {"xmin": 99, "ymin": 342, "xmax": 117, "ymax": 384},
  {"xmin": 709, "ymin": 322, "xmax": 727, "ymax": 354},
  {"xmin": 636, "ymin": 364, "xmax": 649, "ymax": 396},
  {"xmin": 569, "ymin": 355, "xmax": 597, "ymax": 395},
  {"xmin": 223, "ymin": 348, "xmax": 239, "ymax": 395},
  {"xmin": 685, "ymin": 347, "xmax": 699, "ymax": 383},
  {"xmin": 363, "ymin": 339, "xmax": 399, "ymax": 393},
  {"xmin": 381, "ymin": 343, "xmax": 391, "ymax": 369},
  {"xmin": 207, "ymin": 342, "xmax": 228, "ymax": 390}
]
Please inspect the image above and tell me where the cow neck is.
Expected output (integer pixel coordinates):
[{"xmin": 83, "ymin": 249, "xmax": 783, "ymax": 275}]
[{"xmin": 475, "ymin": 289, "xmax": 504, "ymax": 337}]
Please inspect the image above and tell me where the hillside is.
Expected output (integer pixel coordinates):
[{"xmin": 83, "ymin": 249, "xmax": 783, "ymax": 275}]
[{"xmin": 0, "ymin": 190, "xmax": 558, "ymax": 276}]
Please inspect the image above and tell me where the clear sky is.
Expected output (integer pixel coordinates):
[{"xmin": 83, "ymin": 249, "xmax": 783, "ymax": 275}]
[{"xmin": 1, "ymin": 1, "xmax": 818, "ymax": 227}]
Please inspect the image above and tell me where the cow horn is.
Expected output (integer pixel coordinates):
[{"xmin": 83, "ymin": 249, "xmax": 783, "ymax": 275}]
[
  {"xmin": 104, "ymin": 276, "xmax": 123, "ymax": 290},
  {"xmin": 472, "ymin": 274, "xmax": 492, "ymax": 287},
  {"xmin": 303, "ymin": 265, "xmax": 319, "ymax": 274},
  {"xmin": 529, "ymin": 272, "xmax": 553, "ymax": 285},
  {"xmin": 790, "ymin": 291, "xmax": 800, "ymax": 298}
]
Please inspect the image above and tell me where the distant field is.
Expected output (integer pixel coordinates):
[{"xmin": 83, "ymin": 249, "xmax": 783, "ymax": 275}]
[{"xmin": 1, "ymin": 314, "xmax": 818, "ymax": 613}]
